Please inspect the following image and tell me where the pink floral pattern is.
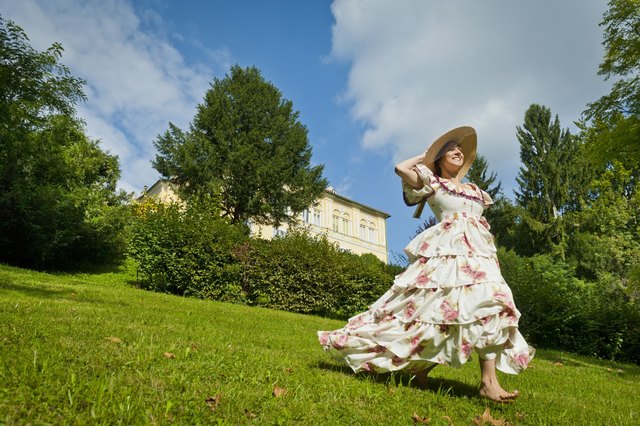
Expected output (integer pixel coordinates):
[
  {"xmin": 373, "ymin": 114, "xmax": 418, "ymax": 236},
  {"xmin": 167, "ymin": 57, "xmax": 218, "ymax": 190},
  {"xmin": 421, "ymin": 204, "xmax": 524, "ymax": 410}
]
[
  {"xmin": 461, "ymin": 264, "xmax": 487, "ymax": 282},
  {"xmin": 416, "ymin": 272, "xmax": 430, "ymax": 287},
  {"xmin": 404, "ymin": 301, "xmax": 416, "ymax": 318},
  {"xmin": 317, "ymin": 165, "xmax": 534, "ymax": 375},
  {"xmin": 440, "ymin": 300, "xmax": 459, "ymax": 321}
]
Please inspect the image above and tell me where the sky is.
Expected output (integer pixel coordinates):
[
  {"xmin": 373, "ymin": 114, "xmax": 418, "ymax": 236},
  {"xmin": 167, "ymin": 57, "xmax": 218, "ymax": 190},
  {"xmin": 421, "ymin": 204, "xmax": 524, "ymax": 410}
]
[{"xmin": 1, "ymin": 0, "xmax": 612, "ymax": 261}]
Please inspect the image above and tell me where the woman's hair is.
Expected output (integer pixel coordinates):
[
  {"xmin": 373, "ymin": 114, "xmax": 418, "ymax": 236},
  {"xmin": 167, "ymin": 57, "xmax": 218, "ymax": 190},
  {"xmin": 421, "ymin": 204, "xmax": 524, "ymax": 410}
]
[{"xmin": 434, "ymin": 140, "xmax": 459, "ymax": 176}]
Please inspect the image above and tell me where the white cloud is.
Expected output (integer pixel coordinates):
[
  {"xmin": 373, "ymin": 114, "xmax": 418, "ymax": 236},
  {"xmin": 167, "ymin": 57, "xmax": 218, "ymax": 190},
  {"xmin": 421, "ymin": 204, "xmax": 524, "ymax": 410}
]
[
  {"xmin": 0, "ymin": 0, "xmax": 224, "ymax": 193},
  {"xmin": 330, "ymin": 0, "xmax": 611, "ymax": 195}
]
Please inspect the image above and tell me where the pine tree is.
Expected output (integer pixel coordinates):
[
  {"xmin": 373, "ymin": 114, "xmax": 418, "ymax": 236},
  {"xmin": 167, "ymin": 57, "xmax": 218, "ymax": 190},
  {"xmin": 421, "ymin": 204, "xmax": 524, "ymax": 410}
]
[
  {"xmin": 466, "ymin": 154, "xmax": 502, "ymax": 199},
  {"xmin": 515, "ymin": 104, "xmax": 573, "ymax": 223},
  {"xmin": 154, "ymin": 65, "xmax": 327, "ymax": 227}
]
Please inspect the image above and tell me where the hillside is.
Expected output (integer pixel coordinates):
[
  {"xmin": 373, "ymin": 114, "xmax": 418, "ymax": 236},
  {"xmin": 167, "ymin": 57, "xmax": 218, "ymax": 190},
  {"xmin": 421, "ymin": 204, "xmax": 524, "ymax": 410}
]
[{"xmin": 1, "ymin": 264, "xmax": 638, "ymax": 425}]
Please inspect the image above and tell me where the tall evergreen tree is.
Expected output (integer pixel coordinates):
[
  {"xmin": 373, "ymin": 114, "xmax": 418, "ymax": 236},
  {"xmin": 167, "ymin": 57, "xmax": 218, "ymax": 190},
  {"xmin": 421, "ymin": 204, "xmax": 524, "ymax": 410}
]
[
  {"xmin": 154, "ymin": 65, "xmax": 327, "ymax": 227},
  {"xmin": 515, "ymin": 104, "xmax": 574, "ymax": 222},
  {"xmin": 466, "ymin": 154, "xmax": 502, "ymax": 199}
]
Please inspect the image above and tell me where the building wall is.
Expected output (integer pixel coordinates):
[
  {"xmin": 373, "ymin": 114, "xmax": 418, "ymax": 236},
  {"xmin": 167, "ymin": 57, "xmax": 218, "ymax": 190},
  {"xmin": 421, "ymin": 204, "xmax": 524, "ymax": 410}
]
[
  {"xmin": 251, "ymin": 189, "xmax": 389, "ymax": 263},
  {"xmin": 142, "ymin": 181, "xmax": 390, "ymax": 263}
]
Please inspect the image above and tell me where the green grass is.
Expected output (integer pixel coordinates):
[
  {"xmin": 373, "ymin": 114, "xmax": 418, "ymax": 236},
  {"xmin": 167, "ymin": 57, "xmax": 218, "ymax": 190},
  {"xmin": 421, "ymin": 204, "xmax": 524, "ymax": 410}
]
[{"xmin": 1, "ymin": 263, "xmax": 639, "ymax": 425}]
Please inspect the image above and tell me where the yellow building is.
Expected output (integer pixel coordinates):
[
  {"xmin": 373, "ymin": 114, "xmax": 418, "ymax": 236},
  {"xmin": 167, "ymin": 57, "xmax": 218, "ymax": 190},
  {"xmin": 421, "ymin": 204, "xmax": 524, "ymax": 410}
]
[{"xmin": 142, "ymin": 181, "xmax": 390, "ymax": 263}]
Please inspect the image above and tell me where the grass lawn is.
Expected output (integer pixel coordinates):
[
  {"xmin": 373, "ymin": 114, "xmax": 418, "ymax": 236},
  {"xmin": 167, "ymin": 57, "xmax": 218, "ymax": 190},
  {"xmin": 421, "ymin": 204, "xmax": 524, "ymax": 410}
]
[{"xmin": 1, "ymin": 263, "xmax": 639, "ymax": 425}]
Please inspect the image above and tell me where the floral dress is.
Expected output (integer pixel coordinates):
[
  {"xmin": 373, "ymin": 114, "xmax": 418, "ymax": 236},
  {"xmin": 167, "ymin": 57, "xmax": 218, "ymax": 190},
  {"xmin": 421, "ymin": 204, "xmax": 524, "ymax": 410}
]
[{"xmin": 318, "ymin": 164, "xmax": 534, "ymax": 375}]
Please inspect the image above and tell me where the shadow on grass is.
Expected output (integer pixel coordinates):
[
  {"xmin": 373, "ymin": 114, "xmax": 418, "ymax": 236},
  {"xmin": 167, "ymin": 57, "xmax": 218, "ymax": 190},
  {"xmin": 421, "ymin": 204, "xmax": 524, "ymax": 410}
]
[
  {"xmin": 316, "ymin": 360, "xmax": 478, "ymax": 399},
  {"xmin": 0, "ymin": 279, "xmax": 124, "ymax": 306},
  {"xmin": 533, "ymin": 348, "xmax": 640, "ymax": 376}
]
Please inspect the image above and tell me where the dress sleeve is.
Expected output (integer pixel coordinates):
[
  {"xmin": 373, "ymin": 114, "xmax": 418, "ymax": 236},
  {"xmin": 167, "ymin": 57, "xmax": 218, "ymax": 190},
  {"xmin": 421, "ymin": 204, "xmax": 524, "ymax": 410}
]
[
  {"xmin": 481, "ymin": 190, "xmax": 494, "ymax": 207},
  {"xmin": 402, "ymin": 163, "xmax": 437, "ymax": 206}
]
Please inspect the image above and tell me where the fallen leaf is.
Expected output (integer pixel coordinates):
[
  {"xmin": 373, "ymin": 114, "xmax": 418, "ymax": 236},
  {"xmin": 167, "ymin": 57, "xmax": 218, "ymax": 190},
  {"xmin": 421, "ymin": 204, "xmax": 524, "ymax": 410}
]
[
  {"xmin": 163, "ymin": 352, "xmax": 176, "ymax": 359},
  {"xmin": 106, "ymin": 337, "xmax": 122, "ymax": 343},
  {"xmin": 272, "ymin": 386, "xmax": 287, "ymax": 397},
  {"xmin": 285, "ymin": 367, "xmax": 294, "ymax": 374},
  {"xmin": 473, "ymin": 407, "xmax": 509, "ymax": 425},
  {"xmin": 554, "ymin": 361, "xmax": 563, "ymax": 367},
  {"xmin": 205, "ymin": 394, "xmax": 221, "ymax": 411},
  {"xmin": 244, "ymin": 409, "xmax": 257, "ymax": 419},
  {"xmin": 411, "ymin": 412, "xmax": 430, "ymax": 423}
]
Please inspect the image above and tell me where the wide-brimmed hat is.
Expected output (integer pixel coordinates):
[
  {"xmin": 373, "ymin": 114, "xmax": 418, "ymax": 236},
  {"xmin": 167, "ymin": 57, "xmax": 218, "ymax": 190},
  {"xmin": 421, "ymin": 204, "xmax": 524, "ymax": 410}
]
[
  {"xmin": 413, "ymin": 126, "xmax": 477, "ymax": 219},
  {"xmin": 423, "ymin": 126, "xmax": 477, "ymax": 179}
]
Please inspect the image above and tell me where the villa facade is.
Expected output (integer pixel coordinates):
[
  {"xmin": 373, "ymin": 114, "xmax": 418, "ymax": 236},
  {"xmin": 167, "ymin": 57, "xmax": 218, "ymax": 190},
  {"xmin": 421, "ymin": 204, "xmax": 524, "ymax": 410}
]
[{"xmin": 143, "ymin": 181, "xmax": 390, "ymax": 263}]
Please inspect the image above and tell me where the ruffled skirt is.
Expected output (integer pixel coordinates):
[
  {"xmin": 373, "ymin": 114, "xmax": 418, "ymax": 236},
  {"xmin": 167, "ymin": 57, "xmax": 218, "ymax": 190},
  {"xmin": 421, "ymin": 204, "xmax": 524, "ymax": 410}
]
[{"xmin": 317, "ymin": 216, "xmax": 534, "ymax": 375}]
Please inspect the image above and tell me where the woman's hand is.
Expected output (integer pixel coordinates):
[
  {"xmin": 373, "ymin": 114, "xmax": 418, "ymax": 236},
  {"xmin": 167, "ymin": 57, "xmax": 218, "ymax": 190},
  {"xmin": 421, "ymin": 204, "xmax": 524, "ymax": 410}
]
[{"xmin": 395, "ymin": 152, "xmax": 426, "ymax": 189}]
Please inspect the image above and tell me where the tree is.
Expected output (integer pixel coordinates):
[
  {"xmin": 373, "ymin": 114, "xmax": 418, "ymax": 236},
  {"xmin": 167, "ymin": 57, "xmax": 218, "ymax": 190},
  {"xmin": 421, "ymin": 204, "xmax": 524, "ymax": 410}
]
[
  {"xmin": 466, "ymin": 154, "xmax": 503, "ymax": 199},
  {"xmin": 0, "ymin": 17, "xmax": 128, "ymax": 268},
  {"xmin": 512, "ymin": 104, "xmax": 590, "ymax": 257},
  {"xmin": 585, "ymin": 0, "xmax": 640, "ymax": 121},
  {"xmin": 154, "ymin": 65, "xmax": 327, "ymax": 227},
  {"xmin": 515, "ymin": 104, "xmax": 576, "ymax": 222},
  {"xmin": 582, "ymin": 0, "xmax": 640, "ymax": 170}
]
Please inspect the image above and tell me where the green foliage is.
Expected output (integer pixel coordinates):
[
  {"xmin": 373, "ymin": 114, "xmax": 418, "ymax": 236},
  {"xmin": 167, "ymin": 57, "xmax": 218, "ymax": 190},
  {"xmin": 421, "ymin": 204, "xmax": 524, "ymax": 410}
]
[
  {"xmin": 466, "ymin": 154, "xmax": 502, "ymax": 199},
  {"xmin": 0, "ymin": 18, "xmax": 128, "ymax": 269},
  {"xmin": 515, "ymin": 104, "xmax": 575, "ymax": 222},
  {"xmin": 236, "ymin": 229, "xmax": 395, "ymax": 319},
  {"xmin": 565, "ymin": 162, "xmax": 640, "ymax": 280},
  {"xmin": 582, "ymin": 0, "xmax": 640, "ymax": 169},
  {"xmin": 499, "ymin": 247, "xmax": 640, "ymax": 362},
  {"xmin": 128, "ymin": 195, "xmax": 249, "ymax": 302},
  {"xmin": 512, "ymin": 104, "xmax": 593, "ymax": 258},
  {"xmin": 585, "ymin": 0, "xmax": 640, "ymax": 121},
  {"xmin": 153, "ymin": 65, "xmax": 327, "ymax": 227}
]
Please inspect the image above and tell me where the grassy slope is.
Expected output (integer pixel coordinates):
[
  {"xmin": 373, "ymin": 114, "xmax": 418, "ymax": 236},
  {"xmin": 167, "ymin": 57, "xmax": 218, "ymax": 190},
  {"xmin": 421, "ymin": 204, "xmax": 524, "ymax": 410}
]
[{"xmin": 0, "ymin": 263, "xmax": 639, "ymax": 425}]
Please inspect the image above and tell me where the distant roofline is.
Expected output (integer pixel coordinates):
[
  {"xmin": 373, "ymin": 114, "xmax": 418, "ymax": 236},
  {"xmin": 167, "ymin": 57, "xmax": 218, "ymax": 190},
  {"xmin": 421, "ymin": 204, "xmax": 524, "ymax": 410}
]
[
  {"xmin": 324, "ymin": 188, "xmax": 390, "ymax": 218},
  {"xmin": 141, "ymin": 180, "xmax": 390, "ymax": 218}
]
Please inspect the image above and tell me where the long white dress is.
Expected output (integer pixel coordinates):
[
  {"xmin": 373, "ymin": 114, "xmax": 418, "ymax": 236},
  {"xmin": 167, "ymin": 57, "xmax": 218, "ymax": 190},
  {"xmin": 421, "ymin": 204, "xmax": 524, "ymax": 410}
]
[{"xmin": 318, "ymin": 164, "xmax": 534, "ymax": 375}]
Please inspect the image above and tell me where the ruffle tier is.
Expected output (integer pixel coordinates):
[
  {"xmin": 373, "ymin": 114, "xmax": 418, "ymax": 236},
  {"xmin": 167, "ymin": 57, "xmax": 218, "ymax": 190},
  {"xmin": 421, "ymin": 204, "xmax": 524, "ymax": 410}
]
[
  {"xmin": 318, "ymin": 218, "xmax": 534, "ymax": 375},
  {"xmin": 404, "ymin": 212, "xmax": 496, "ymax": 261}
]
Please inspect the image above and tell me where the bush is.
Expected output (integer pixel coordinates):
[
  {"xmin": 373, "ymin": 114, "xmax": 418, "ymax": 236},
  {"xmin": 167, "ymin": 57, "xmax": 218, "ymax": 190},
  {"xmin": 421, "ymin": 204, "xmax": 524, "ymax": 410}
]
[
  {"xmin": 499, "ymin": 247, "xmax": 639, "ymax": 362},
  {"xmin": 236, "ymin": 229, "xmax": 395, "ymax": 319},
  {"xmin": 128, "ymin": 196, "xmax": 248, "ymax": 302}
]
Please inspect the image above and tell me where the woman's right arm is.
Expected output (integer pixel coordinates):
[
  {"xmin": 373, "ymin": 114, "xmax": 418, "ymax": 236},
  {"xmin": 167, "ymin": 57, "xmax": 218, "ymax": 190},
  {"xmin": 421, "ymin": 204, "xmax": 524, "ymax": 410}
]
[{"xmin": 394, "ymin": 153, "xmax": 426, "ymax": 189}]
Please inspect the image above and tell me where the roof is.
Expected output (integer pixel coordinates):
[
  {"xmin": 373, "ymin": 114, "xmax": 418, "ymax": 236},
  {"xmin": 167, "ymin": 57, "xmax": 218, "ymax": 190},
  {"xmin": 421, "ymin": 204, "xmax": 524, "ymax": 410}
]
[
  {"xmin": 139, "ymin": 179, "xmax": 391, "ymax": 219},
  {"xmin": 323, "ymin": 188, "xmax": 390, "ymax": 218}
]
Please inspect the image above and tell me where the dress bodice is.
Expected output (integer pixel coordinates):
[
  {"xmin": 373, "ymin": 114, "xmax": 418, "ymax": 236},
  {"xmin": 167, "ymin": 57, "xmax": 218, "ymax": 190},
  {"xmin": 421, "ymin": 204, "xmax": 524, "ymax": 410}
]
[
  {"xmin": 402, "ymin": 164, "xmax": 496, "ymax": 261},
  {"xmin": 402, "ymin": 163, "xmax": 493, "ymax": 221}
]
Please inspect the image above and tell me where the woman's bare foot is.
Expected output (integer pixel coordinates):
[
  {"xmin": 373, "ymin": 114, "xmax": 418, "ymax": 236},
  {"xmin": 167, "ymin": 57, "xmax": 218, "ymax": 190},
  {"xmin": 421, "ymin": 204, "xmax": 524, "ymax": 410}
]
[
  {"xmin": 478, "ymin": 358, "xmax": 519, "ymax": 402},
  {"xmin": 414, "ymin": 364, "xmax": 437, "ymax": 388},
  {"xmin": 479, "ymin": 381, "xmax": 519, "ymax": 402}
]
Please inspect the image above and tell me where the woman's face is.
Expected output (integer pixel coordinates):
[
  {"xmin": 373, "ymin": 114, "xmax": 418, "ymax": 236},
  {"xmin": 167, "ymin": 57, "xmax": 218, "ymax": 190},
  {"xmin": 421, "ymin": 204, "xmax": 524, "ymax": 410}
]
[{"xmin": 437, "ymin": 144, "xmax": 464, "ymax": 176}]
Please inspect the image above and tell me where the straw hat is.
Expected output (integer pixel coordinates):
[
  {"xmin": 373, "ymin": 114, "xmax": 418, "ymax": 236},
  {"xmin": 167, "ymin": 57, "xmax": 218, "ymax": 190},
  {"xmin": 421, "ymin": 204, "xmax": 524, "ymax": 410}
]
[
  {"xmin": 423, "ymin": 126, "xmax": 477, "ymax": 179},
  {"xmin": 413, "ymin": 126, "xmax": 477, "ymax": 218}
]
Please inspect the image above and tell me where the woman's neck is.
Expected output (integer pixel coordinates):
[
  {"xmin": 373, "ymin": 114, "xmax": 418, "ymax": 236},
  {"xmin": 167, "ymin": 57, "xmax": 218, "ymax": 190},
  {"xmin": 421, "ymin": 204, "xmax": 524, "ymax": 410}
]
[{"xmin": 440, "ymin": 170, "xmax": 460, "ymax": 182}]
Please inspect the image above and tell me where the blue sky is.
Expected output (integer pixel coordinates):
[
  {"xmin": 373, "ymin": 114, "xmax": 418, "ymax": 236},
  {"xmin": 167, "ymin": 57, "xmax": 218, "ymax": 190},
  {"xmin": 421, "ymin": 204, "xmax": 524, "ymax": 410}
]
[{"xmin": 1, "ymin": 0, "xmax": 611, "ymax": 260}]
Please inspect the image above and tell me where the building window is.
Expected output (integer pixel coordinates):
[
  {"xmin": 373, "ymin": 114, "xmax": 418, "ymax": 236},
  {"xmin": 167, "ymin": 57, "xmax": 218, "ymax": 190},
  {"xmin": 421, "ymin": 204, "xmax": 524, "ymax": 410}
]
[
  {"xmin": 342, "ymin": 214, "xmax": 351, "ymax": 235},
  {"xmin": 368, "ymin": 223, "xmax": 377, "ymax": 244},
  {"xmin": 273, "ymin": 227, "xmax": 286, "ymax": 238},
  {"xmin": 332, "ymin": 213, "xmax": 340, "ymax": 232},
  {"xmin": 313, "ymin": 209, "xmax": 322, "ymax": 226},
  {"xmin": 302, "ymin": 209, "xmax": 310, "ymax": 223},
  {"xmin": 360, "ymin": 221, "xmax": 367, "ymax": 241}
]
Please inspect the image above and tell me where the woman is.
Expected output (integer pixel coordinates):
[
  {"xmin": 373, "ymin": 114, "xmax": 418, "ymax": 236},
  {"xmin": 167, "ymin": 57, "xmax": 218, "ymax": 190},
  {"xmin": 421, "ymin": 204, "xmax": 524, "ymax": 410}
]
[{"xmin": 318, "ymin": 126, "xmax": 534, "ymax": 402}]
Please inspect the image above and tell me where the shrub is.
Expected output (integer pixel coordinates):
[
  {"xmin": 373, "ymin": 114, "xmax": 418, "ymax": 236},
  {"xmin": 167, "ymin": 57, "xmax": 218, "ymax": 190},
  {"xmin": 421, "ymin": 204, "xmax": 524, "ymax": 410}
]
[
  {"xmin": 499, "ymin": 247, "xmax": 639, "ymax": 362},
  {"xmin": 128, "ymin": 196, "xmax": 248, "ymax": 302},
  {"xmin": 236, "ymin": 229, "xmax": 395, "ymax": 319}
]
